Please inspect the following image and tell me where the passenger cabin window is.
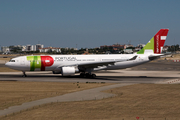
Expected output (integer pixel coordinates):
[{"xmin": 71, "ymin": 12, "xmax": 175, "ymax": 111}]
[{"xmin": 9, "ymin": 60, "xmax": 15, "ymax": 62}]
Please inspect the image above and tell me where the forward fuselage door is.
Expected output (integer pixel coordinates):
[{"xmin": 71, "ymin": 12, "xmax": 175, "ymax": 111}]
[{"xmin": 20, "ymin": 57, "xmax": 25, "ymax": 65}]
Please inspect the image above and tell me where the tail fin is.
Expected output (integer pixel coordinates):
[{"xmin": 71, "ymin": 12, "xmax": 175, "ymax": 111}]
[{"xmin": 137, "ymin": 29, "xmax": 169, "ymax": 54}]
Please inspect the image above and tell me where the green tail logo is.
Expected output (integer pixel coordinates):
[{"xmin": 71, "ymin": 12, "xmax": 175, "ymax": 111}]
[{"xmin": 137, "ymin": 29, "xmax": 169, "ymax": 54}]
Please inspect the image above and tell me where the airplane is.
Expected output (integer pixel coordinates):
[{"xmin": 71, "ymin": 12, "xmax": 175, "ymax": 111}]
[{"xmin": 5, "ymin": 29, "xmax": 169, "ymax": 78}]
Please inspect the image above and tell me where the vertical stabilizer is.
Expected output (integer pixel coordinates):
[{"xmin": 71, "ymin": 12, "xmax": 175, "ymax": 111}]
[{"xmin": 137, "ymin": 29, "xmax": 169, "ymax": 54}]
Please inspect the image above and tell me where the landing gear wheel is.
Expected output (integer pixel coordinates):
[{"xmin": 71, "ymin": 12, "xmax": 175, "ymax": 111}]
[
  {"xmin": 80, "ymin": 73, "xmax": 96, "ymax": 78},
  {"xmin": 91, "ymin": 74, "xmax": 96, "ymax": 78},
  {"xmin": 22, "ymin": 75, "xmax": 27, "ymax": 77},
  {"xmin": 85, "ymin": 73, "xmax": 90, "ymax": 78},
  {"xmin": 80, "ymin": 73, "xmax": 85, "ymax": 77}
]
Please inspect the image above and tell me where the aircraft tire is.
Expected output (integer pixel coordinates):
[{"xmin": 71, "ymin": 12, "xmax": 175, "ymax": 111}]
[
  {"xmin": 85, "ymin": 73, "xmax": 90, "ymax": 78},
  {"xmin": 80, "ymin": 73, "xmax": 85, "ymax": 78},
  {"xmin": 91, "ymin": 74, "xmax": 96, "ymax": 78}
]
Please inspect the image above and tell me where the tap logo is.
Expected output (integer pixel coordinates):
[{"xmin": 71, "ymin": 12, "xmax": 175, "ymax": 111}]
[
  {"xmin": 27, "ymin": 56, "xmax": 54, "ymax": 71},
  {"xmin": 137, "ymin": 29, "xmax": 169, "ymax": 54},
  {"xmin": 41, "ymin": 56, "xmax": 54, "ymax": 71}
]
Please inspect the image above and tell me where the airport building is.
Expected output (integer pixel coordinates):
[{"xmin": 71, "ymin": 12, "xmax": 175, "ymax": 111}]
[
  {"xmin": 26, "ymin": 44, "xmax": 44, "ymax": 51},
  {"xmin": 100, "ymin": 44, "xmax": 127, "ymax": 50},
  {"xmin": 22, "ymin": 46, "xmax": 27, "ymax": 51},
  {"xmin": 1, "ymin": 46, "xmax": 10, "ymax": 53},
  {"xmin": 123, "ymin": 49, "xmax": 133, "ymax": 54},
  {"xmin": 39, "ymin": 47, "xmax": 61, "ymax": 53},
  {"xmin": 26, "ymin": 45, "xmax": 31, "ymax": 51}
]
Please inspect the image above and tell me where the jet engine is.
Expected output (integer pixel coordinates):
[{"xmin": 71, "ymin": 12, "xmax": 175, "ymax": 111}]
[{"xmin": 61, "ymin": 67, "xmax": 76, "ymax": 76}]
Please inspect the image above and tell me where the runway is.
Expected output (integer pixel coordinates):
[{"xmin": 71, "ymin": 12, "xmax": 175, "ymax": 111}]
[
  {"xmin": 0, "ymin": 70, "xmax": 180, "ymax": 84},
  {"xmin": 0, "ymin": 60, "xmax": 180, "ymax": 84}
]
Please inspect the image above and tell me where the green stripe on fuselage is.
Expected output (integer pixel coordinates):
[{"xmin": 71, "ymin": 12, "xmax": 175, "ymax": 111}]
[{"xmin": 27, "ymin": 56, "xmax": 41, "ymax": 71}]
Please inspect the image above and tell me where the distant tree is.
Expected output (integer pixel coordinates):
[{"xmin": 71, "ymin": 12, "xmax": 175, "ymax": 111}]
[
  {"xmin": 76, "ymin": 48, "xmax": 86, "ymax": 54},
  {"xmin": 126, "ymin": 47, "xmax": 135, "ymax": 49},
  {"xmin": 175, "ymin": 44, "xmax": 179, "ymax": 51},
  {"xmin": 35, "ymin": 50, "xmax": 40, "ymax": 53},
  {"xmin": 47, "ymin": 49, "xmax": 52, "ymax": 54},
  {"xmin": 168, "ymin": 44, "xmax": 179, "ymax": 52}
]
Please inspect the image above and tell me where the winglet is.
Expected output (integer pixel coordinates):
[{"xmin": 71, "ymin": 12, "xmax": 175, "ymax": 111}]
[{"xmin": 137, "ymin": 29, "xmax": 169, "ymax": 54}]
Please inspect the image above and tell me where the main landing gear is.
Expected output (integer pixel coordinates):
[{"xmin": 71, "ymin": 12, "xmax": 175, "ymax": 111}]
[
  {"xmin": 80, "ymin": 73, "xmax": 96, "ymax": 78},
  {"xmin": 22, "ymin": 71, "xmax": 27, "ymax": 77}
]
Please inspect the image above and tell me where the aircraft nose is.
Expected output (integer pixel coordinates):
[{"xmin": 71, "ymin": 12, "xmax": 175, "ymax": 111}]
[{"xmin": 5, "ymin": 62, "xmax": 10, "ymax": 67}]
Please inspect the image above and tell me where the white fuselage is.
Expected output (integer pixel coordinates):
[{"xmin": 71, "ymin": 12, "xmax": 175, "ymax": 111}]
[{"xmin": 5, "ymin": 54, "xmax": 150, "ymax": 72}]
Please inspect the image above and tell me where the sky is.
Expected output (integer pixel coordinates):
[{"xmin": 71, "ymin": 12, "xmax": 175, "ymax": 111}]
[{"xmin": 0, "ymin": 0, "xmax": 180, "ymax": 49}]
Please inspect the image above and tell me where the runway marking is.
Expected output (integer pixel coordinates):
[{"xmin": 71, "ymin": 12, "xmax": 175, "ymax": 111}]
[{"xmin": 168, "ymin": 79, "xmax": 180, "ymax": 84}]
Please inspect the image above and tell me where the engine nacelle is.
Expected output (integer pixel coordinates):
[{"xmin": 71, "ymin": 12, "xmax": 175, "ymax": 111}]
[
  {"xmin": 52, "ymin": 71, "xmax": 61, "ymax": 74},
  {"xmin": 61, "ymin": 67, "xmax": 76, "ymax": 76}
]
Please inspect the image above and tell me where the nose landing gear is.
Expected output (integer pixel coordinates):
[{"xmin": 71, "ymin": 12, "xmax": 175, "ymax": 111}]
[{"xmin": 22, "ymin": 71, "xmax": 27, "ymax": 77}]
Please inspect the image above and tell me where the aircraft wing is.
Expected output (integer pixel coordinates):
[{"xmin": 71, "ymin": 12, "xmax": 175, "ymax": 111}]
[
  {"xmin": 56, "ymin": 55, "xmax": 137, "ymax": 70},
  {"xmin": 78, "ymin": 55, "xmax": 137, "ymax": 68},
  {"xmin": 77, "ymin": 55, "xmax": 137, "ymax": 69},
  {"xmin": 78, "ymin": 61, "xmax": 118, "ymax": 69}
]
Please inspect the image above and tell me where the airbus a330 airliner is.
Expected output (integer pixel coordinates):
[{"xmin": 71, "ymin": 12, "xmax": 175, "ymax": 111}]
[{"xmin": 5, "ymin": 29, "xmax": 169, "ymax": 78}]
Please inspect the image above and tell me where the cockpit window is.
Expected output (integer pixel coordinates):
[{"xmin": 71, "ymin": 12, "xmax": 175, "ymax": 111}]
[{"xmin": 9, "ymin": 60, "xmax": 15, "ymax": 62}]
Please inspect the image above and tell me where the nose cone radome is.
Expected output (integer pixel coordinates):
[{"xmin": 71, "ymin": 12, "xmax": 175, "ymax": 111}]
[
  {"xmin": 5, "ymin": 61, "xmax": 18, "ymax": 70},
  {"xmin": 5, "ymin": 62, "xmax": 10, "ymax": 67}
]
